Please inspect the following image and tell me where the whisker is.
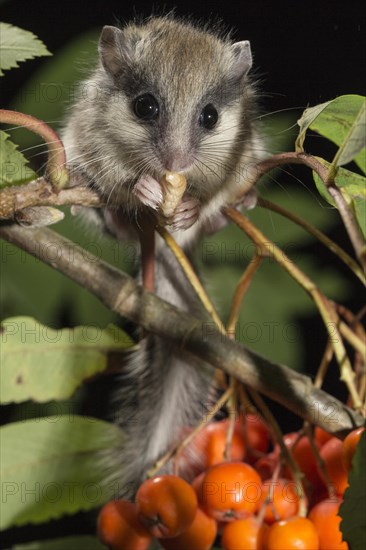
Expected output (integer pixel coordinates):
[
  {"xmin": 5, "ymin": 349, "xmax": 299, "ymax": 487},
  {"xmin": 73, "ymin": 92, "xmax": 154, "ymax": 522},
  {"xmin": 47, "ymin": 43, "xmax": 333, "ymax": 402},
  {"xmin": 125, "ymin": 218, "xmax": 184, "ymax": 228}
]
[{"xmin": 256, "ymin": 106, "xmax": 305, "ymax": 120}]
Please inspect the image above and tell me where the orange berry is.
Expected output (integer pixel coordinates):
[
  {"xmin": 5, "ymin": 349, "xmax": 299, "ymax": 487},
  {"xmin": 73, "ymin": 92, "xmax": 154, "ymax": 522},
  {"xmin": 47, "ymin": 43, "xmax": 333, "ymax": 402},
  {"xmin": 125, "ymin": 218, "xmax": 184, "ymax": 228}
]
[
  {"xmin": 136, "ymin": 475, "xmax": 197, "ymax": 538},
  {"xmin": 244, "ymin": 413, "xmax": 271, "ymax": 459},
  {"xmin": 318, "ymin": 437, "xmax": 349, "ymax": 495},
  {"xmin": 308, "ymin": 498, "xmax": 348, "ymax": 549},
  {"xmin": 200, "ymin": 462, "xmax": 261, "ymax": 521},
  {"xmin": 221, "ymin": 516, "xmax": 269, "ymax": 550},
  {"xmin": 183, "ymin": 420, "xmax": 246, "ymax": 471},
  {"xmin": 97, "ymin": 499, "xmax": 151, "ymax": 550},
  {"xmin": 159, "ymin": 507, "xmax": 217, "ymax": 550},
  {"xmin": 205, "ymin": 420, "xmax": 247, "ymax": 467},
  {"xmin": 266, "ymin": 516, "xmax": 319, "ymax": 549},
  {"xmin": 258, "ymin": 478, "xmax": 301, "ymax": 524},
  {"xmin": 342, "ymin": 427, "xmax": 364, "ymax": 472},
  {"xmin": 254, "ymin": 448, "xmax": 280, "ymax": 481},
  {"xmin": 283, "ymin": 432, "xmax": 325, "ymax": 490},
  {"xmin": 314, "ymin": 427, "xmax": 333, "ymax": 447}
]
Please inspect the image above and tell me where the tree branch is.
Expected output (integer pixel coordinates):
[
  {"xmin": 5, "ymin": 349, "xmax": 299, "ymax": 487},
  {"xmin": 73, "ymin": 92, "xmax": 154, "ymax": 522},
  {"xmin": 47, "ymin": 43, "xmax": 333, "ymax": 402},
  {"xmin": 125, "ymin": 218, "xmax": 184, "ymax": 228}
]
[
  {"xmin": 0, "ymin": 176, "xmax": 101, "ymax": 220},
  {"xmin": 0, "ymin": 223, "xmax": 363, "ymax": 437},
  {"xmin": 0, "ymin": 110, "xmax": 69, "ymax": 188}
]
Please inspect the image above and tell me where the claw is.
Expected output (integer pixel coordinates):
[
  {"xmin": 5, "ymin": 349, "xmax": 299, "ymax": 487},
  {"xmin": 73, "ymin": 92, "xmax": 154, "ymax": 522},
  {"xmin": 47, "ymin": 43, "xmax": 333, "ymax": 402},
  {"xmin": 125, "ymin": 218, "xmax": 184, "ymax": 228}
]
[
  {"xmin": 133, "ymin": 175, "xmax": 163, "ymax": 210},
  {"xmin": 168, "ymin": 196, "xmax": 200, "ymax": 231}
]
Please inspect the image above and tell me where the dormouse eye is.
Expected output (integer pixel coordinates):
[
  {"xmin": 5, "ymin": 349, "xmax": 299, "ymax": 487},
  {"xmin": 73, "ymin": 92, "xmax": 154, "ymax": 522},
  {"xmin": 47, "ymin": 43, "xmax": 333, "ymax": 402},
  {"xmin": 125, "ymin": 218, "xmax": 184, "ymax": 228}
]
[
  {"xmin": 133, "ymin": 94, "xmax": 159, "ymax": 121},
  {"xmin": 199, "ymin": 104, "xmax": 218, "ymax": 129}
]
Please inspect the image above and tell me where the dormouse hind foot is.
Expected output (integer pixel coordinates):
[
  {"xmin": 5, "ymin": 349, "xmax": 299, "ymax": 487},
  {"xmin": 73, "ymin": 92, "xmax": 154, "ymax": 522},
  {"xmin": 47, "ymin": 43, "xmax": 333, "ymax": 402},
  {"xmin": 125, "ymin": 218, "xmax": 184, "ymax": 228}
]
[{"xmin": 237, "ymin": 188, "xmax": 258, "ymax": 210}]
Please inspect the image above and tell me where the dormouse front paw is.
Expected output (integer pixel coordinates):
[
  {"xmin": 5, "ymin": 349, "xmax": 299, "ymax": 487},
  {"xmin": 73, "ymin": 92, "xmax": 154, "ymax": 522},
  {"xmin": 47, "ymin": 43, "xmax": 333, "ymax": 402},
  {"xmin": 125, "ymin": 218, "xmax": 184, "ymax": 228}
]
[
  {"xmin": 166, "ymin": 196, "xmax": 200, "ymax": 231},
  {"xmin": 133, "ymin": 175, "xmax": 163, "ymax": 210}
]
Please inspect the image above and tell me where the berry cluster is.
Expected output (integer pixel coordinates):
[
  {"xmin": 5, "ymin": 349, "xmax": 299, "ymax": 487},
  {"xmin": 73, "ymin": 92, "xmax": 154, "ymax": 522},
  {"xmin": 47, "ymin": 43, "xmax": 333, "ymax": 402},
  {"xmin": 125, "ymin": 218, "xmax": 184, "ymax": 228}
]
[{"xmin": 97, "ymin": 417, "xmax": 364, "ymax": 549}]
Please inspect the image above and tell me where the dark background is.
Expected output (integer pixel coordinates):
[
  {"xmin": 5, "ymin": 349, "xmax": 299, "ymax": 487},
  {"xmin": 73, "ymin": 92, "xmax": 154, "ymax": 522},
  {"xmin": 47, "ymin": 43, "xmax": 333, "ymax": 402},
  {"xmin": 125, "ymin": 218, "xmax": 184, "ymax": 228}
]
[
  {"xmin": 1, "ymin": 0, "xmax": 365, "ymax": 547},
  {"xmin": 2, "ymin": 0, "xmax": 365, "ymax": 111}
]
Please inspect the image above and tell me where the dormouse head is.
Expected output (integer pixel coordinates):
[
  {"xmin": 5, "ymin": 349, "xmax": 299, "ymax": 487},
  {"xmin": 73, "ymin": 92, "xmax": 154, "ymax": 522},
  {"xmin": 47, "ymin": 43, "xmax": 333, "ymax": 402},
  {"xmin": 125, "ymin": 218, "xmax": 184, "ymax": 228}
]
[{"xmin": 96, "ymin": 17, "xmax": 255, "ymax": 198}]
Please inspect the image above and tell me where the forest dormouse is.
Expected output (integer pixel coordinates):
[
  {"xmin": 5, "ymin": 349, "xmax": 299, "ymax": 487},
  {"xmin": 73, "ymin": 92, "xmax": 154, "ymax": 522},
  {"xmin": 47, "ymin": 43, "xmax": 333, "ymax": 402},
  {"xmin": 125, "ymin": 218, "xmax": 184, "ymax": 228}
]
[{"xmin": 62, "ymin": 15, "xmax": 264, "ymax": 495}]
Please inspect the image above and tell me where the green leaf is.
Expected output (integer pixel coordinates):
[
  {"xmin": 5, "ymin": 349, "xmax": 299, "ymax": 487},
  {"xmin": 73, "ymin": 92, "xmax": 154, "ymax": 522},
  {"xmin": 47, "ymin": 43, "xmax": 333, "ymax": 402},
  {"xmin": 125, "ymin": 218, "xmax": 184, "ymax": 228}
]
[
  {"xmin": 297, "ymin": 95, "xmax": 366, "ymax": 174},
  {"xmin": 0, "ymin": 316, "xmax": 135, "ymax": 404},
  {"xmin": 11, "ymin": 537, "xmax": 106, "ymax": 550},
  {"xmin": 340, "ymin": 429, "xmax": 366, "ymax": 550},
  {"xmin": 312, "ymin": 159, "xmax": 366, "ymax": 238},
  {"xmin": 0, "ymin": 23, "xmax": 51, "ymax": 76},
  {"xmin": 332, "ymin": 99, "xmax": 366, "ymax": 171},
  {"xmin": 296, "ymin": 99, "xmax": 333, "ymax": 151},
  {"xmin": 0, "ymin": 130, "xmax": 37, "ymax": 188},
  {"xmin": 0, "ymin": 416, "xmax": 124, "ymax": 529}
]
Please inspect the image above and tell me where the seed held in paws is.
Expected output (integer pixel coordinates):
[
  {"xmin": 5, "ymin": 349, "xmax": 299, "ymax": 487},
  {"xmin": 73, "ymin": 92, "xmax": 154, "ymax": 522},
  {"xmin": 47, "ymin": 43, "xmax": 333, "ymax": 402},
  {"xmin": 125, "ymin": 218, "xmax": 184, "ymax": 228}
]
[{"xmin": 160, "ymin": 172, "xmax": 187, "ymax": 218}]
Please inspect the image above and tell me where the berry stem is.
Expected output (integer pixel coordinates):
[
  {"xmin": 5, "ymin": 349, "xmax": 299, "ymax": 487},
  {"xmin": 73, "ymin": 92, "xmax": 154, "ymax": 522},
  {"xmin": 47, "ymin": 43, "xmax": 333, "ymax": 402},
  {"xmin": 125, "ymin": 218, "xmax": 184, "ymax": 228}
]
[
  {"xmin": 224, "ymin": 377, "xmax": 238, "ymax": 462},
  {"xmin": 248, "ymin": 388, "xmax": 308, "ymax": 517},
  {"xmin": 303, "ymin": 423, "xmax": 337, "ymax": 499}
]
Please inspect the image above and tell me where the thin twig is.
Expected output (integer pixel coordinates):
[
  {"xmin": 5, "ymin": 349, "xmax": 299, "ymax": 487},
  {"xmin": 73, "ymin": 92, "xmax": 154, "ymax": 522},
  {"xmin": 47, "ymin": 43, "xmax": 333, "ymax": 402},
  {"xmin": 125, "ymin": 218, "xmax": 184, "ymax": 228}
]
[
  {"xmin": 156, "ymin": 227, "xmax": 226, "ymax": 334},
  {"xmin": 327, "ymin": 185, "xmax": 366, "ymax": 271},
  {"xmin": 224, "ymin": 206, "xmax": 362, "ymax": 411},
  {"xmin": 157, "ymin": 225, "xmax": 227, "ymax": 389},
  {"xmin": 157, "ymin": 226, "xmax": 225, "ymax": 333},
  {"xmin": 314, "ymin": 340, "xmax": 334, "ymax": 389},
  {"xmin": 0, "ymin": 110, "xmax": 68, "ymax": 188},
  {"xmin": 258, "ymin": 197, "xmax": 365, "ymax": 285},
  {"xmin": 248, "ymin": 152, "xmax": 329, "ymax": 184},
  {"xmin": 339, "ymin": 321, "xmax": 365, "ymax": 357},
  {"xmin": 227, "ymin": 255, "xmax": 263, "ymax": 336}
]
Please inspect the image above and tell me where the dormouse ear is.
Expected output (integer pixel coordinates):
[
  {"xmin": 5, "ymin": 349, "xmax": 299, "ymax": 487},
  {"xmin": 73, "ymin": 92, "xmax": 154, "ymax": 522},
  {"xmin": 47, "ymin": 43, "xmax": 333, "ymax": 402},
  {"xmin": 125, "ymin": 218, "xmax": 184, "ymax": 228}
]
[
  {"xmin": 99, "ymin": 25, "xmax": 132, "ymax": 77},
  {"xmin": 230, "ymin": 40, "xmax": 252, "ymax": 80}
]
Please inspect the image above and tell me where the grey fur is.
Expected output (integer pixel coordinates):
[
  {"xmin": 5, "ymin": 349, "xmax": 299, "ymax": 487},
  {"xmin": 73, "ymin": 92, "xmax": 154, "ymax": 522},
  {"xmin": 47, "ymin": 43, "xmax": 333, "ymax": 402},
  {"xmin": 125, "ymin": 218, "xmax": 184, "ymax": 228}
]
[{"xmin": 62, "ymin": 15, "xmax": 265, "ymax": 496}]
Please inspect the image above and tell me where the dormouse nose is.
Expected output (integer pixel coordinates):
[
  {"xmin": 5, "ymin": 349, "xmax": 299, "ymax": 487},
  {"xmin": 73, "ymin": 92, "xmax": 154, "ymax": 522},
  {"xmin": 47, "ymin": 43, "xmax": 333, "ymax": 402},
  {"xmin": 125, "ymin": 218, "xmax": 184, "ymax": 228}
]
[
  {"xmin": 164, "ymin": 154, "xmax": 192, "ymax": 172},
  {"xmin": 163, "ymin": 150, "xmax": 193, "ymax": 172}
]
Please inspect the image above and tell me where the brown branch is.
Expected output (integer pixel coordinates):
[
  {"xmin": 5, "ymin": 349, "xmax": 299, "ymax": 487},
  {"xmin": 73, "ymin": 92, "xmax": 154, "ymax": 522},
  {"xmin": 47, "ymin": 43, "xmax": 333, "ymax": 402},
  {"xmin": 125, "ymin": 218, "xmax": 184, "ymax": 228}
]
[
  {"xmin": 227, "ymin": 254, "xmax": 263, "ymax": 336},
  {"xmin": 0, "ymin": 176, "xmax": 101, "ymax": 220},
  {"xmin": 0, "ymin": 110, "xmax": 69, "ymax": 188},
  {"xmin": 0, "ymin": 222, "xmax": 363, "ymax": 437},
  {"xmin": 247, "ymin": 151, "xmax": 329, "ymax": 186},
  {"xmin": 327, "ymin": 184, "xmax": 366, "ymax": 271}
]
